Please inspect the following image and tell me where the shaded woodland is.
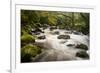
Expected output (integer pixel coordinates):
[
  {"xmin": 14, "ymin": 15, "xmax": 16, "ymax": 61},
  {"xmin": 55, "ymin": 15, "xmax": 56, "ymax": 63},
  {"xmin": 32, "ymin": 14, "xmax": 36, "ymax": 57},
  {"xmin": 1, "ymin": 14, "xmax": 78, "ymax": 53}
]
[{"xmin": 21, "ymin": 10, "xmax": 90, "ymax": 63}]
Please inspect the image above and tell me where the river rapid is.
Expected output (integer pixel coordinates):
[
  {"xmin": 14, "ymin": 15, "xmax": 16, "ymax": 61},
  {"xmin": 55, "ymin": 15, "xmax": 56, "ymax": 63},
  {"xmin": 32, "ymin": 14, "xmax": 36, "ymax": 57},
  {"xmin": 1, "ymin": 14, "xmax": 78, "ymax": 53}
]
[{"xmin": 32, "ymin": 28, "xmax": 89, "ymax": 62}]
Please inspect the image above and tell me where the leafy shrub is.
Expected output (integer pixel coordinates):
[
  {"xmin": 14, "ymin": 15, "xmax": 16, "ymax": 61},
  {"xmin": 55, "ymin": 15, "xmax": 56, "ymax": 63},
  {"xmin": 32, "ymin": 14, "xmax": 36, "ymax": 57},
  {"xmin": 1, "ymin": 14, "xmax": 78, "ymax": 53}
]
[
  {"xmin": 75, "ymin": 44, "xmax": 88, "ymax": 50},
  {"xmin": 21, "ymin": 44, "xmax": 42, "ymax": 62}
]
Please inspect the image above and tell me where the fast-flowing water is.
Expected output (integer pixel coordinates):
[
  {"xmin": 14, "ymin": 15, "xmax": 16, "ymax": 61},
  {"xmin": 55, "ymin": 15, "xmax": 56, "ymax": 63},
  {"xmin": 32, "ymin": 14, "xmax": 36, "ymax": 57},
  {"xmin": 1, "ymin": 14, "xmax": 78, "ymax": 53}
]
[{"xmin": 32, "ymin": 28, "xmax": 89, "ymax": 62}]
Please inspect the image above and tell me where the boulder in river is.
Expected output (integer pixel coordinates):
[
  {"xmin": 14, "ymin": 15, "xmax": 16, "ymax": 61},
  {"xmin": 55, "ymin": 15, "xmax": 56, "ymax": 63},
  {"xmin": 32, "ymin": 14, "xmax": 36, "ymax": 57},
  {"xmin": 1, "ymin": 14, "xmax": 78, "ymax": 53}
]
[
  {"xmin": 76, "ymin": 51, "xmax": 89, "ymax": 59},
  {"xmin": 52, "ymin": 31, "xmax": 60, "ymax": 35},
  {"xmin": 38, "ymin": 35, "xmax": 46, "ymax": 39},
  {"xmin": 67, "ymin": 44, "xmax": 75, "ymax": 47},
  {"xmin": 64, "ymin": 31, "xmax": 72, "ymax": 34},
  {"xmin": 57, "ymin": 35, "xmax": 70, "ymax": 39},
  {"xmin": 75, "ymin": 44, "xmax": 88, "ymax": 50},
  {"xmin": 33, "ymin": 32, "xmax": 41, "ymax": 35},
  {"xmin": 31, "ymin": 28, "xmax": 44, "ymax": 35},
  {"xmin": 73, "ymin": 31, "xmax": 82, "ymax": 35},
  {"xmin": 50, "ymin": 26, "xmax": 57, "ymax": 31}
]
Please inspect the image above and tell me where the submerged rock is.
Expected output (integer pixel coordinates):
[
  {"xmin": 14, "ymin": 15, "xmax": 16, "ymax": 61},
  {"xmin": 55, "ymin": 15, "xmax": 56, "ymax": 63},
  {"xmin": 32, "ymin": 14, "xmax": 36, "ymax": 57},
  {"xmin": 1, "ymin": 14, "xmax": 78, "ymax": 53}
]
[
  {"xmin": 64, "ymin": 31, "xmax": 72, "ymax": 34},
  {"xmin": 76, "ymin": 51, "xmax": 89, "ymax": 59},
  {"xmin": 59, "ymin": 41, "xmax": 67, "ymax": 44},
  {"xmin": 57, "ymin": 35, "xmax": 70, "ymax": 39}
]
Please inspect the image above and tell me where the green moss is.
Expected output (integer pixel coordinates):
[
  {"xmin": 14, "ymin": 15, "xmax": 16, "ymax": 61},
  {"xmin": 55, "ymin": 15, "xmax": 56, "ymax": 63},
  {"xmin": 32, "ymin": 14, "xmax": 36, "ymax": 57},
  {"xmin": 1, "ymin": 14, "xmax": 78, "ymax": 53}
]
[
  {"xmin": 21, "ymin": 34, "xmax": 36, "ymax": 47},
  {"xmin": 75, "ymin": 44, "xmax": 88, "ymax": 50},
  {"xmin": 21, "ymin": 29, "xmax": 27, "ymax": 35},
  {"xmin": 21, "ymin": 44, "xmax": 42, "ymax": 62}
]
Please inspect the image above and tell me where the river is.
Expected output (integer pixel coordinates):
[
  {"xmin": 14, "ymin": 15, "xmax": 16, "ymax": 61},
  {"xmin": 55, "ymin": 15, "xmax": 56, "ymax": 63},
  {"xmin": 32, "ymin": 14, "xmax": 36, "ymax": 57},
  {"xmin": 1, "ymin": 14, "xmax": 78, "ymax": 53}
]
[{"xmin": 32, "ymin": 28, "xmax": 89, "ymax": 62}]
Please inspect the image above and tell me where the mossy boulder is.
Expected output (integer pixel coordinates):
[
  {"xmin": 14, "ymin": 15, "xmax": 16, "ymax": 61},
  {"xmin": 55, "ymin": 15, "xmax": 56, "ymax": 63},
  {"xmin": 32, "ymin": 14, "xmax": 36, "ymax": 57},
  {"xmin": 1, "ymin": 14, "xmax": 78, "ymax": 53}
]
[
  {"xmin": 75, "ymin": 44, "xmax": 88, "ymax": 50},
  {"xmin": 76, "ymin": 51, "xmax": 89, "ymax": 59},
  {"xmin": 21, "ymin": 34, "xmax": 36, "ymax": 47},
  {"xmin": 57, "ymin": 35, "xmax": 70, "ymax": 39},
  {"xmin": 21, "ymin": 44, "xmax": 42, "ymax": 62}
]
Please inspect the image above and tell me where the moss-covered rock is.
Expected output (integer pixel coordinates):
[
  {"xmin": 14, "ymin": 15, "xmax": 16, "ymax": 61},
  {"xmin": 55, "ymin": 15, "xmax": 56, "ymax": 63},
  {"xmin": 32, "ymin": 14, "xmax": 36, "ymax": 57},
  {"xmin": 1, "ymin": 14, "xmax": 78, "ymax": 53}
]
[
  {"xmin": 76, "ymin": 51, "xmax": 89, "ymax": 59},
  {"xmin": 57, "ymin": 35, "xmax": 70, "ymax": 39},
  {"xmin": 21, "ymin": 44, "xmax": 42, "ymax": 62},
  {"xmin": 21, "ymin": 34, "xmax": 36, "ymax": 47},
  {"xmin": 75, "ymin": 44, "xmax": 88, "ymax": 50}
]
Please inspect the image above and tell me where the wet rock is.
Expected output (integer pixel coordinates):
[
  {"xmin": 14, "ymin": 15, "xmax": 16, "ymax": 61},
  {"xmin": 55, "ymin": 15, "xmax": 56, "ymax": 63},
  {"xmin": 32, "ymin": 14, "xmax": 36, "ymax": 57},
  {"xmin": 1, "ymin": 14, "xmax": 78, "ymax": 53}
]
[
  {"xmin": 34, "ymin": 32, "xmax": 41, "ymax": 35},
  {"xmin": 76, "ymin": 51, "xmax": 89, "ymax": 59},
  {"xmin": 52, "ymin": 31, "xmax": 60, "ymax": 35},
  {"xmin": 31, "ymin": 28, "xmax": 44, "ymax": 35},
  {"xmin": 64, "ymin": 31, "xmax": 72, "ymax": 34},
  {"xmin": 57, "ymin": 35, "xmax": 70, "ymax": 39},
  {"xmin": 75, "ymin": 44, "xmax": 88, "ymax": 50},
  {"xmin": 73, "ymin": 31, "xmax": 82, "ymax": 35},
  {"xmin": 60, "ymin": 41, "xmax": 67, "ymax": 44},
  {"xmin": 38, "ymin": 35, "xmax": 46, "ymax": 39},
  {"xmin": 67, "ymin": 44, "xmax": 75, "ymax": 47},
  {"xmin": 42, "ymin": 24, "xmax": 49, "ymax": 30},
  {"xmin": 31, "ymin": 28, "xmax": 35, "ymax": 32},
  {"xmin": 50, "ymin": 26, "xmax": 57, "ymax": 31}
]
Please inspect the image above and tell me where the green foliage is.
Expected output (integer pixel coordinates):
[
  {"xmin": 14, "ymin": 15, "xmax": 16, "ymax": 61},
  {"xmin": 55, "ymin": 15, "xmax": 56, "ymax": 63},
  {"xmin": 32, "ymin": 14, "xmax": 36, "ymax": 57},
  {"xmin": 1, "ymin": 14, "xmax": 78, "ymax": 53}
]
[
  {"xmin": 21, "ymin": 34, "xmax": 36, "ymax": 47},
  {"xmin": 21, "ymin": 10, "xmax": 89, "ymax": 35},
  {"xmin": 21, "ymin": 10, "xmax": 90, "ymax": 62},
  {"xmin": 21, "ymin": 44, "xmax": 42, "ymax": 62},
  {"xmin": 79, "ymin": 13, "xmax": 90, "ymax": 35}
]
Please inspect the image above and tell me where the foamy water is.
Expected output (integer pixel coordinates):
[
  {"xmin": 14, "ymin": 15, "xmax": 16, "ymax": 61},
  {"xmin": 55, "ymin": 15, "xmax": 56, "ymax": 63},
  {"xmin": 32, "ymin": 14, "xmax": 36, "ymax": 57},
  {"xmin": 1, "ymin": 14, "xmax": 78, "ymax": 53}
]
[{"xmin": 33, "ymin": 28, "xmax": 89, "ymax": 61}]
